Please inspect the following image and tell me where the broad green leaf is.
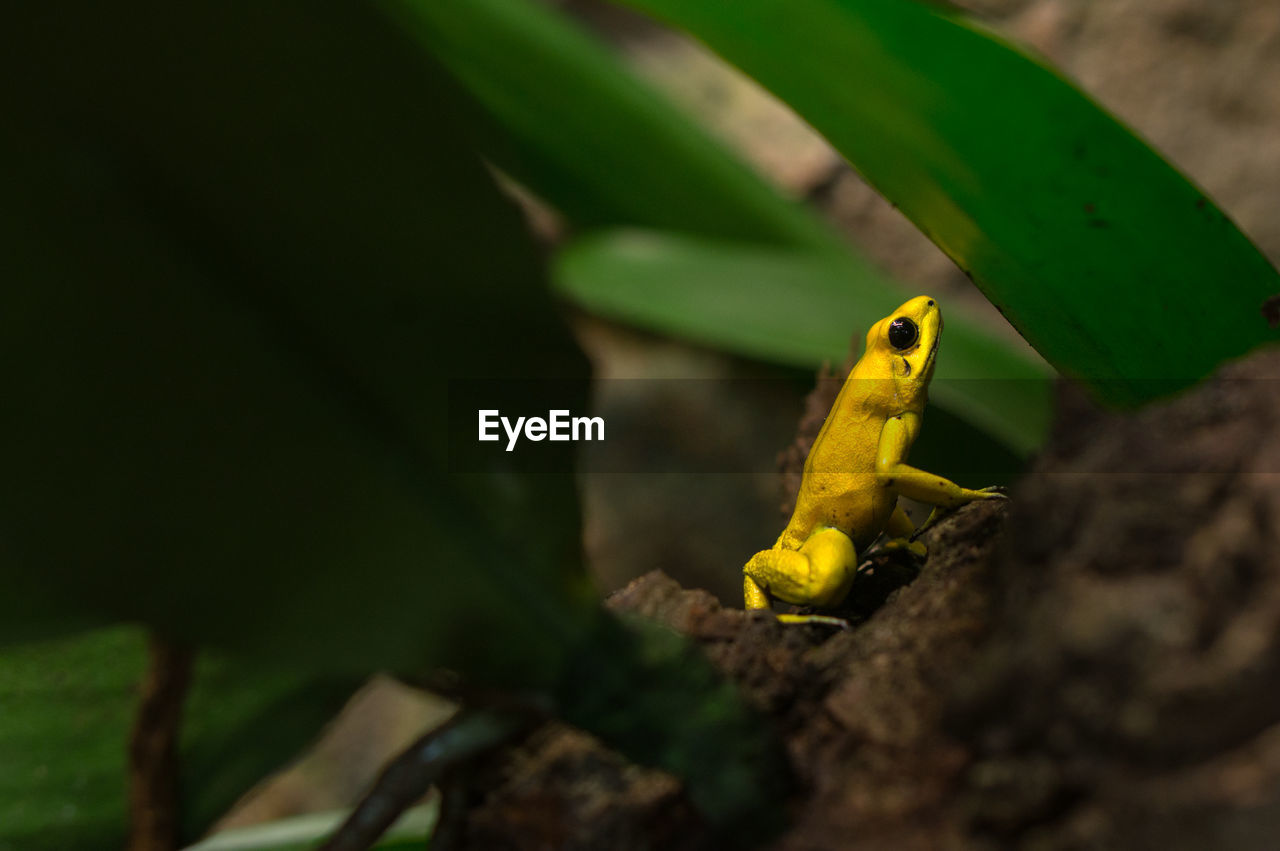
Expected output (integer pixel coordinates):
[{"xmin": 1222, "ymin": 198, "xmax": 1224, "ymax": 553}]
[
  {"xmin": 0, "ymin": 629, "xmax": 354, "ymax": 849},
  {"xmin": 556, "ymin": 230, "xmax": 1052, "ymax": 456},
  {"xmin": 1, "ymin": 1, "xmax": 593, "ymax": 683},
  {"xmin": 393, "ymin": 0, "xmax": 1055, "ymax": 452},
  {"xmin": 388, "ymin": 0, "xmax": 843, "ymax": 252},
  {"xmin": 613, "ymin": 0, "xmax": 1280, "ymax": 403}
]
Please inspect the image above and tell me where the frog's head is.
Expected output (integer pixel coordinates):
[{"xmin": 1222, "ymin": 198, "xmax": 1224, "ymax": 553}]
[{"xmin": 863, "ymin": 295, "xmax": 942, "ymax": 403}]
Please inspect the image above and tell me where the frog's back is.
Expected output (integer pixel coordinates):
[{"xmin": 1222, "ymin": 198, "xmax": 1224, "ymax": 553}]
[{"xmin": 779, "ymin": 385, "xmax": 897, "ymax": 551}]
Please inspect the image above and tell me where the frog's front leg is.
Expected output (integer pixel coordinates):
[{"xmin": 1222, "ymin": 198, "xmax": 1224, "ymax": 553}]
[
  {"xmin": 744, "ymin": 527, "xmax": 858, "ymax": 626},
  {"xmin": 876, "ymin": 415, "xmax": 1007, "ymax": 509}
]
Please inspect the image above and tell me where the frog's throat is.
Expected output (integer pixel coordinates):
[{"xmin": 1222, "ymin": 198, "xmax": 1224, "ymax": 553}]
[{"xmin": 923, "ymin": 334, "xmax": 939, "ymax": 377}]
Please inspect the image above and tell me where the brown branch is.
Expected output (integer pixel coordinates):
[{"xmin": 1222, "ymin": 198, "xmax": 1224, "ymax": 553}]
[{"xmin": 127, "ymin": 634, "xmax": 195, "ymax": 851}]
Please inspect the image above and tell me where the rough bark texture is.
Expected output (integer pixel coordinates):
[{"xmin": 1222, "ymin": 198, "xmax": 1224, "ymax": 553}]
[
  {"xmin": 457, "ymin": 348, "xmax": 1280, "ymax": 849},
  {"xmin": 953, "ymin": 349, "xmax": 1280, "ymax": 850}
]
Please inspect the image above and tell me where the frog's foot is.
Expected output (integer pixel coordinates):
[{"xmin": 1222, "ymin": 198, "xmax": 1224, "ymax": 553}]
[
  {"xmin": 909, "ymin": 488, "xmax": 1008, "ymax": 542},
  {"xmin": 775, "ymin": 613, "xmax": 851, "ymax": 629},
  {"xmin": 745, "ymin": 606, "xmax": 850, "ymax": 629},
  {"xmin": 878, "ymin": 537, "xmax": 928, "ymax": 559}
]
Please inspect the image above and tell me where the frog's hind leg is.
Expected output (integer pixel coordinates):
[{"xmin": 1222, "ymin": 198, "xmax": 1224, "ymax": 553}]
[
  {"xmin": 744, "ymin": 574, "xmax": 772, "ymax": 611},
  {"xmin": 744, "ymin": 527, "xmax": 858, "ymax": 625}
]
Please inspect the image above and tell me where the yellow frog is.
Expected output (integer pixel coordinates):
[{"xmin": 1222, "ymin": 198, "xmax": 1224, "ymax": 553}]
[{"xmin": 743, "ymin": 296, "xmax": 1004, "ymax": 625}]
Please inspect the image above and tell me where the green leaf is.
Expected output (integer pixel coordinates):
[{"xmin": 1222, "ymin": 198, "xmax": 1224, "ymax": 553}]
[
  {"xmin": 1, "ymin": 1, "xmax": 594, "ymax": 683},
  {"xmin": 394, "ymin": 0, "xmax": 1055, "ymax": 452},
  {"xmin": 386, "ymin": 0, "xmax": 843, "ymax": 252},
  {"xmin": 556, "ymin": 230, "xmax": 1052, "ymax": 456},
  {"xmin": 612, "ymin": 0, "xmax": 1280, "ymax": 403},
  {"xmin": 0, "ymin": 629, "xmax": 355, "ymax": 849}
]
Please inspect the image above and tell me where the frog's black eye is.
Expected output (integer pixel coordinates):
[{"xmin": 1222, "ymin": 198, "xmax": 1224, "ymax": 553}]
[{"xmin": 888, "ymin": 317, "xmax": 918, "ymax": 350}]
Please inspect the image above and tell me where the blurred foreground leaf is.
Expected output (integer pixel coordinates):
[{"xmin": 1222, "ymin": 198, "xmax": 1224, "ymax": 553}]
[
  {"xmin": 616, "ymin": 0, "xmax": 1280, "ymax": 403},
  {"xmin": 557, "ymin": 230, "xmax": 1053, "ymax": 455},
  {"xmin": 0, "ymin": 629, "xmax": 354, "ymax": 849},
  {"xmin": 1, "ymin": 2, "xmax": 788, "ymax": 843},
  {"xmin": 1, "ymin": 1, "xmax": 592, "ymax": 682}
]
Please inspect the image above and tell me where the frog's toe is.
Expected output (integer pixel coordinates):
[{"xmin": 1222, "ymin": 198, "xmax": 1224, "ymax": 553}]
[{"xmin": 776, "ymin": 613, "xmax": 851, "ymax": 630}]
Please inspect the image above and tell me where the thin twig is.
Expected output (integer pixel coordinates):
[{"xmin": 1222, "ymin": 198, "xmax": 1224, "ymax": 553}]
[
  {"xmin": 319, "ymin": 707, "xmax": 534, "ymax": 851},
  {"xmin": 127, "ymin": 634, "xmax": 195, "ymax": 851}
]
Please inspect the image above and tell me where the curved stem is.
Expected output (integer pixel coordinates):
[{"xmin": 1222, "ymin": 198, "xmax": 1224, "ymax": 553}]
[{"xmin": 319, "ymin": 706, "xmax": 533, "ymax": 851}]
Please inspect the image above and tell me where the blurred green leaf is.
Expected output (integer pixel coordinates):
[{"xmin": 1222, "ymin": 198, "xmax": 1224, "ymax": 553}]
[
  {"xmin": 395, "ymin": 0, "xmax": 1057, "ymax": 452},
  {"xmin": 1, "ymin": 1, "xmax": 594, "ymax": 682},
  {"xmin": 389, "ymin": 0, "xmax": 843, "ymax": 251},
  {"xmin": 2, "ymin": 1, "xmax": 792, "ymax": 842},
  {"xmin": 614, "ymin": 0, "xmax": 1280, "ymax": 403},
  {"xmin": 557, "ymin": 230, "xmax": 1052, "ymax": 455},
  {"xmin": 0, "ymin": 629, "xmax": 354, "ymax": 849}
]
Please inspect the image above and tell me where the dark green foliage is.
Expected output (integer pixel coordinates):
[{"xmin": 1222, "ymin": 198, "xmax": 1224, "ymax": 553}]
[
  {"xmin": 556, "ymin": 616, "xmax": 790, "ymax": 841},
  {"xmin": 3, "ymin": 0, "xmax": 591, "ymax": 681}
]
